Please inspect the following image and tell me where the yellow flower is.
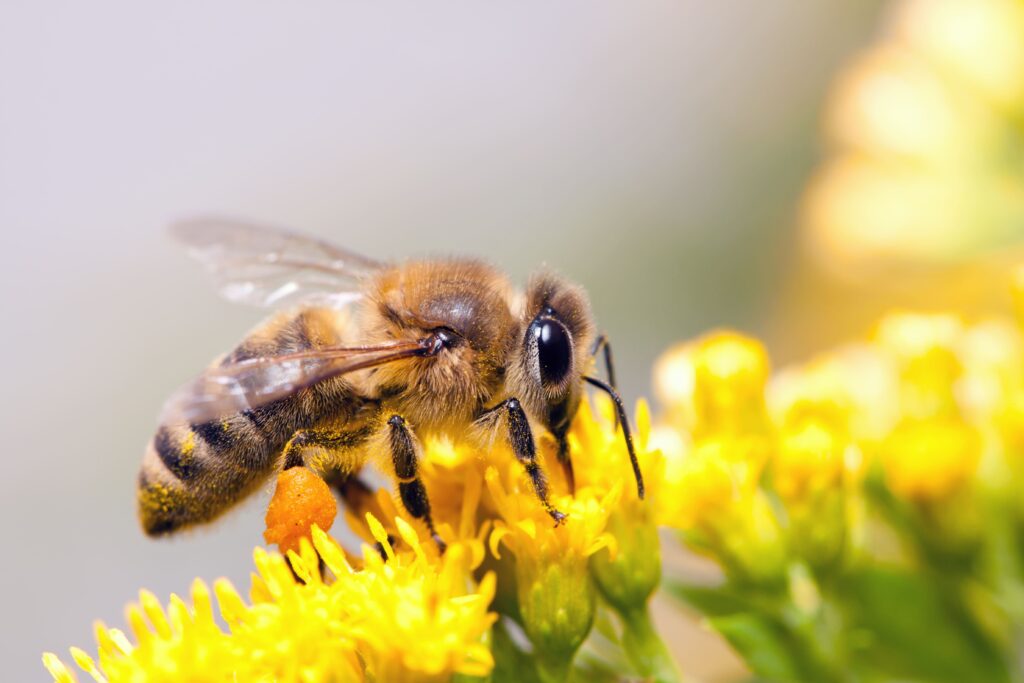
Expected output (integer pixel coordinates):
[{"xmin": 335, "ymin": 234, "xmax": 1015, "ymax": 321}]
[
  {"xmin": 573, "ymin": 399, "xmax": 664, "ymax": 610},
  {"xmin": 874, "ymin": 312, "xmax": 964, "ymax": 419},
  {"xmin": 47, "ymin": 392, "xmax": 682, "ymax": 683},
  {"xmin": 333, "ymin": 520, "xmax": 497, "ymax": 682},
  {"xmin": 894, "ymin": 0, "xmax": 1024, "ymax": 108},
  {"xmin": 653, "ymin": 331, "xmax": 787, "ymax": 584},
  {"xmin": 768, "ymin": 343, "xmax": 897, "ymax": 442},
  {"xmin": 691, "ymin": 331, "xmax": 772, "ymax": 438},
  {"xmin": 486, "ymin": 457, "xmax": 617, "ymax": 668},
  {"xmin": 881, "ymin": 418, "xmax": 981, "ymax": 502},
  {"xmin": 773, "ymin": 420, "xmax": 847, "ymax": 501},
  {"xmin": 45, "ymin": 522, "xmax": 496, "ymax": 683},
  {"xmin": 800, "ymin": 0, "xmax": 1024, "ymax": 277}
]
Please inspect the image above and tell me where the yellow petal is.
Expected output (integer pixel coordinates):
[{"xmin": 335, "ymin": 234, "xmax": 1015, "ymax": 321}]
[{"xmin": 42, "ymin": 653, "xmax": 79, "ymax": 683}]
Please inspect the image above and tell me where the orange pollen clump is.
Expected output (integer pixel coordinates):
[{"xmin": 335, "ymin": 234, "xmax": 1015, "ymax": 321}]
[{"xmin": 263, "ymin": 467, "xmax": 337, "ymax": 554}]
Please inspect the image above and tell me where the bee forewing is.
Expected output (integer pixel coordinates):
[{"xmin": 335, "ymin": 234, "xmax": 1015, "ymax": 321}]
[
  {"xmin": 170, "ymin": 216, "xmax": 385, "ymax": 309},
  {"xmin": 159, "ymin": 341, "xmax": 427, "ymax": 425}
]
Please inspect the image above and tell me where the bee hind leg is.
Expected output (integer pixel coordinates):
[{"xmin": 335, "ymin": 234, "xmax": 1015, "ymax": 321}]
[{"xmin": 387, "ymin": 415, "xmax": 446, "ymax": 554}]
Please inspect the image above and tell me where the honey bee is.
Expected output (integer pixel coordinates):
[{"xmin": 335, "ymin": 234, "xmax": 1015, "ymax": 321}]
[{"xmin": 138, "ymin": 218, "xmax": 643, "ymax": 549}]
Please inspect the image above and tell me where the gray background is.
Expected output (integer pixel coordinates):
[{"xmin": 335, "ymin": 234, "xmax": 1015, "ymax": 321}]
[{"xmin": 1, "ymin": 2, "xmax": 883, "ymax": 680}]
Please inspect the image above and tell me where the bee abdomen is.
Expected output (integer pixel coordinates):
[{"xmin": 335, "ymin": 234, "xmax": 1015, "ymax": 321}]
[
  {"xmin": 138, "ymin": 419, "xmax": 282, "ymax": 536},
  {"xmin": 152, "ymin": 425, "xmax": 201, "ymax": 481},
  {"xmin": 138, "ymin": 307, "xmax": 362, "ymax": 536}
]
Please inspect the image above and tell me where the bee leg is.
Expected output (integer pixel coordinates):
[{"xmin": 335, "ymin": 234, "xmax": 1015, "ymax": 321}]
[
  {"xmin": 387, "ymin": 415, "xmax": 447, "ymax": 554},
  {"xmin": 485, "ymin": 399, "xmax": 567, "ymax": 526},
  {"xmin": 281, "ymin": 425, "xmax": 374, "ymax": 471},
  {"xmin": 591, "ymin": 334, "xmax": 618, "ymax": 391},
  {"xmin": 591, "ymin": 333, "xmax": 619, "ymax": 429},
  {"xmin": 554, "ymin": 431, "xmax": 575, "ymax": 495},
  {"xmin": 275, "ymin": 428, "xmax": 375, "ymax": 576}
]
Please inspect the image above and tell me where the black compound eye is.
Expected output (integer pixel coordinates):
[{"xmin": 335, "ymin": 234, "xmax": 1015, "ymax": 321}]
[{"xmin": 533, "ymin": 318, "xmax": 572, "ymax": 386}]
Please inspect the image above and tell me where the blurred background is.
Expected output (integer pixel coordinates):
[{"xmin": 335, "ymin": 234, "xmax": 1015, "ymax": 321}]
[{"xmin": 5, "ymin": 1, "xmax": 1023, "ymax": 680}]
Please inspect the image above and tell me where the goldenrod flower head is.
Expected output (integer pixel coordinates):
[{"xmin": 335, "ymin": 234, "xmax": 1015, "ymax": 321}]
[
  {"xmin": 654, "ymin": 331, "xmax": 771, "ymax": 436},
  {"xmin": 342, "ymin": 446, "xmax": 492, "ymax": 571},
  {"xmin": 882, "ymin": 418, "xmax": 981, "ymax": 502},
  {"xmin": 46, "ymin": 523, "xmax": 496, "ymax": 683},
  {"xmin": 768, "ymin": 344, "xmax": 897, "ymax": 442},
  {"xmin": 486, "ymin": 458, "xmax": 618, "ymax": 567},
  {"xmin": 663, "ymin": 438, "xmax": 751, "ymax": 531},
  {"xmin": 959, "ymin": 320, "xmax": 1024, "ymax": 418},
  {"xmin": 486, "ymin": 460, "xmax": 617, "ymax": 659},
  {"xmin": 773, "ymin": 422, "xmax": 855, "ymax": 572},
  {"xmin": 47, "ymin": 389, "xmax": 682, "ymax": 683},
  {"xmin": 826, "ymin": 46, "xmax": 987, "ymax": 164},
  {"xmin": 803, "ymin": 158, "xmax": 972, "ymax": 269},
  {"xmin": 654, "ymin": 341, "xmax": 698, "ymax": 413},
  {"xmin": 800, "ymin": 0, "xmax": 1024, "ymax": 276},
  {"xmin": 337, "ymin": 520, "xmax": 497, "ymax": 681},
  {"xmin": 692, "ymin": 331, "xmax": 771, "ymax": 435},
  {"xmin": 875, "ymin": 312, "xmax": 964, "ymax": 418},
  {"xmin": 773, "ymin": 420, "xmax": 848, "ymax": 501},
  {"xmin": 570, "ymin": 396, "xmax": 663, "ymax": 503},
  {"xmin": 894, "ymin": 0, "xmax": 1024, "ymax": 108},
  {"xmin": 565, "ymin": 398, "xmax": 666, "ymax": 617}
]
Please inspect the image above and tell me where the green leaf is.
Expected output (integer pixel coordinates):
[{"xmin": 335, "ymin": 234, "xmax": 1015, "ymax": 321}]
[
  {"xmin": 708, "ymin": 612, "xmax": 835, "ymax": 682},
  {"xmin": 667, "ymin": 580, "xmax": 833, "ymax": 681},
  {"xmin": 838, "ymin": 566, "xmax": 1011, "ymax": 683},
  {"xmin": 664, "ymin": 580, "xmax": 752, "ymax": 617}
]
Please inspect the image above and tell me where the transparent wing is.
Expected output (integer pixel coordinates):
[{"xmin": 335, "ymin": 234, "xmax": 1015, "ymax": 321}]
[
  {"xmin": 170, "ymin": 216, "xmax": 386, "ymax": 308},
  {"xmin": 161, "ymin": 339, "xmax": 430, "ymax": 425}
]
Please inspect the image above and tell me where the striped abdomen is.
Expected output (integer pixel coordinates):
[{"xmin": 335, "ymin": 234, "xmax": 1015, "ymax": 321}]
[{"xmin": 137, "ymin": 308, "xmax": 364, "ymax": 536}]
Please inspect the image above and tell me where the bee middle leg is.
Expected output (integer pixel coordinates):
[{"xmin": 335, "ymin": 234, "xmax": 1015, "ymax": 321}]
[
  {"xmin": 482, "ymin": 398, "xmax": 567, "ymax": 525},
  {"xmin": 386, "ymin": 415, "xmax": 446, "ymax": 553}
]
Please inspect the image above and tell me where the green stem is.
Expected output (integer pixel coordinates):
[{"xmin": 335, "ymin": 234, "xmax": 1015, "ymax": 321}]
[
  {"xmin": 621, "ymin": 606, "xmax": 683, "ymax": 683},
  {"xmin": 535, "ymin": 654, "xmax": 573, "ymax": 683}
]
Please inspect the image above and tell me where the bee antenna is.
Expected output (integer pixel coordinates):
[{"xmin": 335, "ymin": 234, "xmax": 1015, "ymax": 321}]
[{"xmin": 583, "ymin": 376, "xmax": 645, "ymax": 500}]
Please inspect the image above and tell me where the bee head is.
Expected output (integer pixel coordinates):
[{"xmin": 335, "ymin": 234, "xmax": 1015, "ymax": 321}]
[{"xmin": 510, "ymin": 273, "xmax": 596, "ymax": 419}]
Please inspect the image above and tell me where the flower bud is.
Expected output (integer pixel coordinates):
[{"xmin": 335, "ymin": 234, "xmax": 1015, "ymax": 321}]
[
  {"xmin": 774, "ymin": 419, "xmax": 852, "ymax": 571},
  {"xmin": 875, "ymin": 312, "xmax": 964, "ymax": 419},
  {"xmin": 516, "ymin": 550, "xmax": 596, "ymax": 680},
  {"xmin": 692, "ymin": 331, "xmax": 771, "ymax": 438},
  {"xmin": 590, "ymin": 502, "xmax": 661, "ymax": 615}
]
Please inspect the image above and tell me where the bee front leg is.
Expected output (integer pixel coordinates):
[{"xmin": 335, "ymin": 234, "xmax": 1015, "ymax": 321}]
[
  {"xmin": 590, "ymin": 333, "xmax": 620, "ymax": 431},
  {"xmin": 590, "ymin": 333, "xmax": 618, "ymax": 391},
  {"xmin": 484, "ymin": 399, "xmax": 567, "ymax": 526},
  {"xmin": 553, "ymin": 430, "xmax": 574, "ymax": 496},
  {"xmin": 387, "ymin": 415, "xmax": 446, "ymax": 554}
]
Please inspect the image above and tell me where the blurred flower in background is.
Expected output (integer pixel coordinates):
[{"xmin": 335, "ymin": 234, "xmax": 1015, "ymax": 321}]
[
  {"xmin": 804, "ymin": 0, "xmax": 1024, "ymax": 272},
  {"xmin": 774, "ymin": 0, "xmax": 1024, "ymax": 360},
  {"xmin": 653, "ymin": 270, "xmax": 1024, "ymax": 680}
]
